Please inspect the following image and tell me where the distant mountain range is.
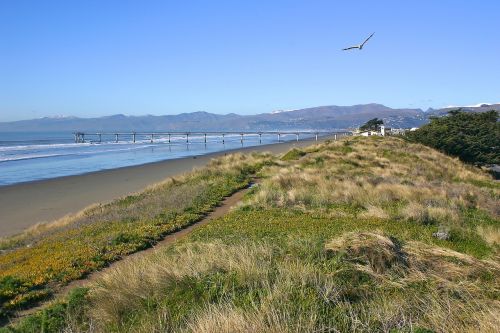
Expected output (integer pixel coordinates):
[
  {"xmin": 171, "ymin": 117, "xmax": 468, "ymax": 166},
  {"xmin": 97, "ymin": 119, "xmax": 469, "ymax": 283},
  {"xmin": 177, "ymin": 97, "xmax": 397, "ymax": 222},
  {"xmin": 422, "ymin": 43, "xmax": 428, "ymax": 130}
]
[{"xmin": 1, "ymin": 103, "xmax": 499, "ymax": 132}]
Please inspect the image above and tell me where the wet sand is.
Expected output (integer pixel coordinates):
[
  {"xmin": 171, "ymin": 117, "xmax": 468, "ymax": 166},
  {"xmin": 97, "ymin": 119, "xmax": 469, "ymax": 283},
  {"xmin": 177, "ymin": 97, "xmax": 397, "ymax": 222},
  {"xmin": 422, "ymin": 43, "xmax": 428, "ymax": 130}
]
[{"xmin": 0, "ymin": 138, "xmax": 328, "ymax": 237}]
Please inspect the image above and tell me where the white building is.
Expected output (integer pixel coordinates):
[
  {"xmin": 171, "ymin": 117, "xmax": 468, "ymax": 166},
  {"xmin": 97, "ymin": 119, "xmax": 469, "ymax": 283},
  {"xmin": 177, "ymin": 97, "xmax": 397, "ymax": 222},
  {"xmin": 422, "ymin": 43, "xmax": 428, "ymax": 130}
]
[
  {"xmin": 353, "ymin": 125, "xmax": 386, "ymax": 136},
  {"xmin": 354, "ymin": 126, "xmax": 418, "ymax": 137}
]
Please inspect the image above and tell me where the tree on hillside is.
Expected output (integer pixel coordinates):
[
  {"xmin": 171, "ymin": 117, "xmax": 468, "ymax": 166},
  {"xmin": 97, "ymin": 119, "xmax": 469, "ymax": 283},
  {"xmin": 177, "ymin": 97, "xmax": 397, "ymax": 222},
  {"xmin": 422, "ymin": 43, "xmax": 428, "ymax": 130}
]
[
  {"xmin": 407, "ymin": 110, "xmax": 500, "ymax": 165},
  {"xmin": 360, "ymin": 118, "xmax": 384, "ymax": 131}
]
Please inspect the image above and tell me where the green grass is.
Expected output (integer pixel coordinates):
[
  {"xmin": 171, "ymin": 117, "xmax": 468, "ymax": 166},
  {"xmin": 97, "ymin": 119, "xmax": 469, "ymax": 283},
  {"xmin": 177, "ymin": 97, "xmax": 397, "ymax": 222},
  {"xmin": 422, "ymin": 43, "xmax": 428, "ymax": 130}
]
[
  {"xmin": 281, "ymin": 148, "xmax": 306, "ymax": 161},
  {"xmin": 0, "ymin": 288, "xmax": 89, "ymax": 333},
  {"xmin": 3, "ymin": 137, "xmax": 499, "ymax": 332},
  {"xmin": 190, "ymin": 209, "xmax": 493, "ymax": 258},
  {"xmin": 0, "ymin": 153, "xmax": 270, "ymax": 322}
]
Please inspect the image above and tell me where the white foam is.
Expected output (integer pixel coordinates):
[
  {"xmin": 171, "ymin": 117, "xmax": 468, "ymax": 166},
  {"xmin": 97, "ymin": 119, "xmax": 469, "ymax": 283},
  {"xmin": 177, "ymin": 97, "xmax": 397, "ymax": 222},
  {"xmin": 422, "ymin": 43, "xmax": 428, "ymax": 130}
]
[
  {"xmin": 0, "ymin": 142, "xmax": 91, "ymax": 152},
  {"xmin": 0, "ymin": 134, "xmax": 265, "ymax": 164},
  {"xmin": 0, "ymin": 153, "xmax": 65, "ymax": 162}
]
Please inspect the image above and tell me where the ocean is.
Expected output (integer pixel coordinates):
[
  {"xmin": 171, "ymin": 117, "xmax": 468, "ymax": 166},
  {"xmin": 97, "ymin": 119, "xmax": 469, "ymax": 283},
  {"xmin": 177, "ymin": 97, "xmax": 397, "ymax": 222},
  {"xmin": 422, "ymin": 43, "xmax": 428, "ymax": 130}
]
[{"xmin": 0, "ymin": 131, "xmax": 306, "ymax": 186}]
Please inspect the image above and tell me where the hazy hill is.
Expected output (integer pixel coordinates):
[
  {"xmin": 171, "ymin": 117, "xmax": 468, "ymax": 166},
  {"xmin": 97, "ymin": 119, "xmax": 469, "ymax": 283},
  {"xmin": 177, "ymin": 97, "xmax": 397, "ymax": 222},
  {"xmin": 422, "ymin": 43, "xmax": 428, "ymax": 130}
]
[
  {"xmin": 0, "ymin": 112, "xmax": 242, "ymax": 132},
  {"xmin": 428, "ymin": 103, "xmax": 500, "ymax": 116},
  {"xmin": 1, "ymin": 103, "xmax": 499, "ymax": 132}
]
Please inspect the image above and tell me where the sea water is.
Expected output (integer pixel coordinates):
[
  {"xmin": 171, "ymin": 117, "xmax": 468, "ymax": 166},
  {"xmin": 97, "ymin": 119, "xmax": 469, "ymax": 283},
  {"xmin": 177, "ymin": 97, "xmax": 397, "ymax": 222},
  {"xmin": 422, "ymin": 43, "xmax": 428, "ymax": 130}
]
[{"xmin": 0, "ymin": 131, "xmax": 306, "ymax": 186}]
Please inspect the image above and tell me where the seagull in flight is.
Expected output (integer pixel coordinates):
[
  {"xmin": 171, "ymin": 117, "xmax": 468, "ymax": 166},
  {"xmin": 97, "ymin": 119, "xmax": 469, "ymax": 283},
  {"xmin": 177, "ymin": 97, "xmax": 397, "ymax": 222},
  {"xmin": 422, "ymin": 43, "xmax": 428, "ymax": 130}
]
[{"xmin": 342, "ymin": 32, "xmax": 375, "ymax": 51}]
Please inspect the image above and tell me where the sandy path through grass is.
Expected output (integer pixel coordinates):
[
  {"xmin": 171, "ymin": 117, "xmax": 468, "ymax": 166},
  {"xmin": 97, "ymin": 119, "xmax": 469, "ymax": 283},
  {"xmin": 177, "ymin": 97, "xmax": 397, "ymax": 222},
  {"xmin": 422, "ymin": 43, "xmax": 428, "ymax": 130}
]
[{"xmin": 12, "ymin": 182, "xmax": 254, "ymax": 322}]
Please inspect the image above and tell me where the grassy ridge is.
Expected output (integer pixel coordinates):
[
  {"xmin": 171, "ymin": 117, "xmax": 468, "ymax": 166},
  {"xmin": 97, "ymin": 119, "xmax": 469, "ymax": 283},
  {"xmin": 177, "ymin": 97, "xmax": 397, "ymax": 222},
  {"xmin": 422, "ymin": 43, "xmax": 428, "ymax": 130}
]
[
  {"xmin": 0, "ymin": 153, "xmax": 271, "ymax": 321},
  {"xmin": 3, "ymin": 137, "xmax": 500, "ymax": 332}
]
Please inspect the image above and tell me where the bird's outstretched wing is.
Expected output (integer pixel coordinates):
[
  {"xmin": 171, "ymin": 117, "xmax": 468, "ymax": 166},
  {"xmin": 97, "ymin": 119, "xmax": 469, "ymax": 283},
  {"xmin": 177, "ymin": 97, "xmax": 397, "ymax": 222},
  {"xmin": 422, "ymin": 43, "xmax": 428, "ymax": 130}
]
[
  {"xmin": 342, "ymin": 46, "xmax": 359, "ymax": 51},
  {"xmin": 360, "ymin": 32, "xmax": 375, "ymax": 47}
]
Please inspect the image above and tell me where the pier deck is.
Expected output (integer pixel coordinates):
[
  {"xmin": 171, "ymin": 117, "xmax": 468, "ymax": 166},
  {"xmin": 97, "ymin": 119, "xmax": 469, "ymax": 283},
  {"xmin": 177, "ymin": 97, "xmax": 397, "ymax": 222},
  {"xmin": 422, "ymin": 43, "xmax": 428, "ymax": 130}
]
[{"xmin": 74, "ymin": 131, "xmax": 352, "ymax": 143}]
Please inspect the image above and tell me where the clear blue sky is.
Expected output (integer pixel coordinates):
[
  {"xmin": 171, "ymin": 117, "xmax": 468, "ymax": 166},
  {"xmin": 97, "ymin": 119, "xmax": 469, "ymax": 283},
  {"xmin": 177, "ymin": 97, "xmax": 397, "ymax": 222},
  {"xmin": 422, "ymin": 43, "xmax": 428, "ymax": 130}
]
[{"xmin": 1, "ymin": 0, "xmax": 499, "ymax": 121}]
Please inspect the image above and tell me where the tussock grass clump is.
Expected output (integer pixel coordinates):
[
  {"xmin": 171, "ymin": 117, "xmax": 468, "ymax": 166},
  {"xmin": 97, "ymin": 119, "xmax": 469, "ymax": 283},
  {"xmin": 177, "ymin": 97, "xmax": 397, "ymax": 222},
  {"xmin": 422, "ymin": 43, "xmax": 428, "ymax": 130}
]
[
  {"xmin": 53, "ymin": 234, "xmax": 499, "ymax": 332},
  {"xmin": 477, "ymin": 225, "xmax": 500, "ymax": 245},
  {"xmin": 325, "ymin": 232, "xmax": 409, "ymax": 275},
  {"xmin": 86, "ymin": 241, "xmax": 275, "ymax": 327}
]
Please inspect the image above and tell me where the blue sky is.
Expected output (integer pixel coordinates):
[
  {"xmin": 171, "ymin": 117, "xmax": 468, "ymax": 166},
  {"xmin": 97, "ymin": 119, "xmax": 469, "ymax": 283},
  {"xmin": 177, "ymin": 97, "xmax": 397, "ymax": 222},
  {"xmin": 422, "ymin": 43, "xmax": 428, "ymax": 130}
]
[{"xmin": 0, "ymin": 0, "xmax": 499, "ymax": 121}]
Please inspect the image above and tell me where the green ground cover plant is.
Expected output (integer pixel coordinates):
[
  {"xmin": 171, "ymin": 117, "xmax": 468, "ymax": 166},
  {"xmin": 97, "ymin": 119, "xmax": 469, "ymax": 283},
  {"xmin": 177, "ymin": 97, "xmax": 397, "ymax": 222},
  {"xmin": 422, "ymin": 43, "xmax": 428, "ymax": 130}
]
[
  {"xmin": 0, "ymin": 153, "xmax": 271, "ymax": 322},
  {"xmin": 3, "ymin": 137, "xmax": 499, "ymax": 332}
]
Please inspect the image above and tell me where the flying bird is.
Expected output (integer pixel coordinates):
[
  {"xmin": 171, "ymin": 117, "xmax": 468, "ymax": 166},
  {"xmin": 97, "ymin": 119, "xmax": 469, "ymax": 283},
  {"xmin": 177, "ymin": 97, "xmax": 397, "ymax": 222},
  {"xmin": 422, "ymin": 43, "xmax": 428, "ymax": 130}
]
[{"xmin": 342, "ymin": 32, "xmax": 375, "ymax": 51}]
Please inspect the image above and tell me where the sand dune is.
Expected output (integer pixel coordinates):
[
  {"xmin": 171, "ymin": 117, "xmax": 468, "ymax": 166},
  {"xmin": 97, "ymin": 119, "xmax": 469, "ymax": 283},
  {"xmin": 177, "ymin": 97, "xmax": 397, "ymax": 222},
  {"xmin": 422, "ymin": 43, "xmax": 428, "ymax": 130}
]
[{"xmin": 0, "ymin": 138, "xmax": 326, "ymax": 237}]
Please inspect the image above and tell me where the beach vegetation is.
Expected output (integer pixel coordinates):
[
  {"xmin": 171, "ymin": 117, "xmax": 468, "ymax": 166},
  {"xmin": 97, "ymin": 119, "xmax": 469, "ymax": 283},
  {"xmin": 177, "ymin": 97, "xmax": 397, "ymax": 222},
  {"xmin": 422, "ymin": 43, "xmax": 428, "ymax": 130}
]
[
  {"xmin": 2, "ymin": 137, "xmax": 499, "ymax": 332},
  {"xmin": 0, "ymin": 153, "xmax": 271, "ymax": 321}
]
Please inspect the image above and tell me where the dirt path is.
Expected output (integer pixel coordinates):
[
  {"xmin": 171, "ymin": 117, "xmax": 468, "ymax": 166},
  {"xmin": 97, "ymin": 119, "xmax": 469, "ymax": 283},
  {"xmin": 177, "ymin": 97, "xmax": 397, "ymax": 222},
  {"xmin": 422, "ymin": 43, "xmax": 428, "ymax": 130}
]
[{"xmin": 13, "ymin": 183, "xmax": 253, "ymax": 322}]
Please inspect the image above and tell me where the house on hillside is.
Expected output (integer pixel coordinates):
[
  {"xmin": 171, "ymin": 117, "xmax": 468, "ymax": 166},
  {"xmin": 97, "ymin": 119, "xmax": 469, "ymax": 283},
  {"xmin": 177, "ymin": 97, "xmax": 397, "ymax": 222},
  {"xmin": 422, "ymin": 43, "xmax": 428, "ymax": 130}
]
[
  {"xmin": 389, "ymin": 128, "xmax": 407, "ymax": 135},
  {"xmin": 354, "ymin": 125, "xmax": 387, "ymax": 136},
  {"xmin": 354, "ymin": 126, "xmax": 419, "ymax": 136},
  {"xmin": 355, "ymin": 130, "xmax": 377, "ymax": 136},
  {"xmin": 388, "ymin": 127, "xmax": 418, "ymax": 135}
]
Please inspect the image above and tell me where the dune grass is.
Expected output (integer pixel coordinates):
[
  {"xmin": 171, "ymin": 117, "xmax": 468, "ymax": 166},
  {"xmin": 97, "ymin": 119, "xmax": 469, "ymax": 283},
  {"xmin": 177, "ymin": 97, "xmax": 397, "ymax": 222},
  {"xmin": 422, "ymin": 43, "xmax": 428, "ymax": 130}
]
[
  {"xmin": 2, "ymin": 137, "xmax": 499, "ymax": 332},
  {"xmin": 0, "ymin": 152, "xmax": 272, "ymax": 321}
]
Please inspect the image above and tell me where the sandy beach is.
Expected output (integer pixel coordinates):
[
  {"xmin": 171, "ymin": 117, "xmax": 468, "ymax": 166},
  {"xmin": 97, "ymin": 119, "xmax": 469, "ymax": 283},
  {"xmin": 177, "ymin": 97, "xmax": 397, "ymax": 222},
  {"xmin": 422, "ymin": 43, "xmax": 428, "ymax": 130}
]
[{"xmin": 0, "ymin": 138, "xmax": 328, "ymax": 237}]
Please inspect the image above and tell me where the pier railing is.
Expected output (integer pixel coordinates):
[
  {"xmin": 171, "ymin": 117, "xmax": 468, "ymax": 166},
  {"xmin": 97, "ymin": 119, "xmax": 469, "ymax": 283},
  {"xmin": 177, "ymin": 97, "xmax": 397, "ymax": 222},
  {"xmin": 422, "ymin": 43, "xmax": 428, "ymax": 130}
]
[{"xmin": 73, "ymin": 131, "xmax": 352, "ymax": 144}]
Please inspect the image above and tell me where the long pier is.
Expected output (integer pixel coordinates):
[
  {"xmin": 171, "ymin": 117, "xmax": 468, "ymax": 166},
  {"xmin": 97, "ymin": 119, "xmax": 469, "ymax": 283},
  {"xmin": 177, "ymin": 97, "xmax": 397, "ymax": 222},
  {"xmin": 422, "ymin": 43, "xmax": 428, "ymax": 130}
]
[{"xmin": 73, "ymin": 131, "xmax": 352, "ymax": 144}]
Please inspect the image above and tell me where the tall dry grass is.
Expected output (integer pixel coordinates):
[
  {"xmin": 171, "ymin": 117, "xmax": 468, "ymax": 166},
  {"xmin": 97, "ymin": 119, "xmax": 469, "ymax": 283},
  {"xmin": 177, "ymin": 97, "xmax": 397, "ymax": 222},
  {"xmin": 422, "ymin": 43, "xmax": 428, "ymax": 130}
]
[
  {"xmin": 82, "ymin": 241, "xmax": 275, "ymax": 330},
  {"xmin": 247, "ymin": 137, "xmax": 498, "ymax": 236},
  {"xmin": 66, "ymin": 232, "xmax": 499, "ymax": 332}
]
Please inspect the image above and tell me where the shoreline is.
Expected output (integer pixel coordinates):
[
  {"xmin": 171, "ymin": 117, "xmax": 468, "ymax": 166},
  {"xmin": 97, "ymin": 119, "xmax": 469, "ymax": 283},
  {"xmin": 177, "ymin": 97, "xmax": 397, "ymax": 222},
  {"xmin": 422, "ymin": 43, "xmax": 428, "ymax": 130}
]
[{"xmin": 0, "ymin": 138, "xmax": 329, "ymax": 237}]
